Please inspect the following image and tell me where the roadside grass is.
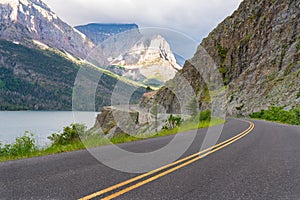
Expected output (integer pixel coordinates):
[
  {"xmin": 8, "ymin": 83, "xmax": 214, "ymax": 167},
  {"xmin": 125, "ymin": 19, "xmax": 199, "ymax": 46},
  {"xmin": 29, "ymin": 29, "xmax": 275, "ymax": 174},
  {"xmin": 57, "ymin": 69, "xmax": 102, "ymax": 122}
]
[
  {"xmin": 0, "ymin": 139, "xmax": 82, "ymax": 162},
  {"xmin": 108, "ymin": 117, "xmax": 224, "ymax": 144},
  {"xmin": 250, "ymin": 106, "xmax": 300, "ymax": 125},
  {"xmin": 0, "ymin": 135, "xmax": 105, "ymax": 162},
  {"xmin": 0, "ymin": 112, "xmax": 225, "ymax": 162},
  {"xmin": 154, "ymin": 117, "xmax": 224, "ymax": 137}
]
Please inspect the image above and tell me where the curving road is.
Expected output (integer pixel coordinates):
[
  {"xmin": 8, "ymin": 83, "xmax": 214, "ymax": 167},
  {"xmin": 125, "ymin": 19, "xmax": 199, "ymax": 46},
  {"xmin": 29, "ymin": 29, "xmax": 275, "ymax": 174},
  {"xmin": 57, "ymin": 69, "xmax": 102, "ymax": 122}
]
[{"xmin": 0, "ymin": 118, "xmax": 300, "ymax": 199}]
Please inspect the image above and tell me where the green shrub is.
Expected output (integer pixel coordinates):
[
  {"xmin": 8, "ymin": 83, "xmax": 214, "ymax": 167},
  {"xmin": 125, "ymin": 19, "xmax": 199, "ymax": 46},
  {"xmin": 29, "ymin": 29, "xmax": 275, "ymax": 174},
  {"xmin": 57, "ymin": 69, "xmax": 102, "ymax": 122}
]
[
  {"xmin": 250, "ymin": 106, "xmax": 300, "ymax": 125},
  {"xmin": 218, "ymin": 67, "xmax": 228, "ymax": 74},
  {"xmin": 163, "ymin": 115, "xmax": 183, "ymax": 130},
  {"xmin": 240, "ymin": 33, "xmax": 253, "ymax": 44},
  {"xmin": 0, "ymin": 132, "xmax": 37, "ymax": 158},
  {"xmin": 199, "ymin": 110, "xmax": 212, "ymax": 121},
  {"xmin": 217, "ymin": 44, "xmax": 228, "ymax": 64},
  {"xmin": 48, "ymin": 124, "xmax": 86, "ymax": 146}
]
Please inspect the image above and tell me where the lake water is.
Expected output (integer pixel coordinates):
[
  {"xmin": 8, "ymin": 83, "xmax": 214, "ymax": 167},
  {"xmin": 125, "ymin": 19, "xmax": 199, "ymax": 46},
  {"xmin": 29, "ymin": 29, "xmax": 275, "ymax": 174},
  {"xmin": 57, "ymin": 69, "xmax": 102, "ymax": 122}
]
[{"xmin": 0, "ymin": 111, "xmax": 99, "ymax": 147}]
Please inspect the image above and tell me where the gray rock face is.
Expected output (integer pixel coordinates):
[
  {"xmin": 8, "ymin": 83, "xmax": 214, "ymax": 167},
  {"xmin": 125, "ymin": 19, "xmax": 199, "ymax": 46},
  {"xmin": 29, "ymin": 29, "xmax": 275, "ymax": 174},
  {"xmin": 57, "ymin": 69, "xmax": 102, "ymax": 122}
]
[
  {"xmin": 153, "ymin": 0, "xmax": 300, "ymax": 116},
  {"xmin": 0, "ymin": 0, "xmax": 94, "ymax": 58},
  {"xmin": 94, "ymin": 106, "xmax": 140, "ymax": 138}
]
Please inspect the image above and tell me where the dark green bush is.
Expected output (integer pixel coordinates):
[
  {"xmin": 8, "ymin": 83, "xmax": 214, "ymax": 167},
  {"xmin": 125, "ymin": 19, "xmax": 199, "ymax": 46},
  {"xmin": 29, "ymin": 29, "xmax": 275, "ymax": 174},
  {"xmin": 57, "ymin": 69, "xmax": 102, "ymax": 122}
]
[
  {"xmin": 199, "ymin": 110, "xmax": 212, "ymax": 121},
  {"xmin": 217, "ymin": 44, "xmax": 228, "ymax": 64},
  {"xmin": 48, "ymin": 124, "xmax": 86, "ymax": 146},
  {"xmin": 163, "ymin": 115, "xmax": 183, "ymax": 130},
  {"xmin": 250, "ymin": 106, "xmax": 300, "ymax": 125},
  {"xmin": 0, "ymin": 132, "xmax": 37, "ymax": 157}
]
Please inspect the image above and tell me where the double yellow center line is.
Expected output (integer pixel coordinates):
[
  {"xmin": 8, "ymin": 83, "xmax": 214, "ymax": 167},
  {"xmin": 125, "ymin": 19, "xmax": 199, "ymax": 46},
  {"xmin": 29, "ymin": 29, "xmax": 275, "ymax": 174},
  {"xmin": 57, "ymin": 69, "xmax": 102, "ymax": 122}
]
[{"xmin": 79, "ymin": 119, "xmax": 255, "ymax": 200}]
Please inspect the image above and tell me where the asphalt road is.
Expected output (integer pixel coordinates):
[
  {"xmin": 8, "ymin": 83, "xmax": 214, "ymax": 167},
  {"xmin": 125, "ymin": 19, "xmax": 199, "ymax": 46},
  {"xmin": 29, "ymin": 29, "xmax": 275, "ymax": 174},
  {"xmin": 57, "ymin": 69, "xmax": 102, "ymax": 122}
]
[{"xmin": 1, "ymin": 118, "xmax": 300, "ymax": 200}]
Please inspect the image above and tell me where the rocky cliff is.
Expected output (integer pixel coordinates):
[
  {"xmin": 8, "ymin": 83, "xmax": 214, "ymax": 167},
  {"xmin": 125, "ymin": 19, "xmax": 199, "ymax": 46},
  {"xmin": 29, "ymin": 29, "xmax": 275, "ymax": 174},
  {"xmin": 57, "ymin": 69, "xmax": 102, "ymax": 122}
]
[{"xmin": 152, "ymin": 0, "xmax": 300, "ymax": 116}]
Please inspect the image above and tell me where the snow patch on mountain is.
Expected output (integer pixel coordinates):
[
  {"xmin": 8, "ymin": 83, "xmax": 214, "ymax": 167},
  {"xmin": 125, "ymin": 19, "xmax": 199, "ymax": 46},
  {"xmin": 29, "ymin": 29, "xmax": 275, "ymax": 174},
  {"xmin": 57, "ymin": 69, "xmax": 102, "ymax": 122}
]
[
  {"xmin": 0, "ymin": 0, "xmax": 53, "ymax": 22},
  {"xmin": 0, "ymin": 0, "xmax": 19, "ymax": 21},
  {"xmin": 73, "ymin": 28, "xmax": 87, "ymax": 41},
  {"xmin": 32, "ymin": 3, "xmax": 57, "ymax": 22}
]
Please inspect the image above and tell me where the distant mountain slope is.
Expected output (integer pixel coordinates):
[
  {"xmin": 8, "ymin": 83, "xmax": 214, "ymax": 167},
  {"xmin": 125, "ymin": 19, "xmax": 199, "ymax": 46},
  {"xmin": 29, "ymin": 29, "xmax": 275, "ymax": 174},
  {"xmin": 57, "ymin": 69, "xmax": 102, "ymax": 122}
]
[
  {"xmin": 0, "ymin": 39, "xmax": 146, "ymax": 110},
  {"xmin": 152, "ymin": 0, "xmax": 300, "ymax": 116},
  {"xmin": 75, "ymin": 23, "xmax": 139, "ymax": 44}
]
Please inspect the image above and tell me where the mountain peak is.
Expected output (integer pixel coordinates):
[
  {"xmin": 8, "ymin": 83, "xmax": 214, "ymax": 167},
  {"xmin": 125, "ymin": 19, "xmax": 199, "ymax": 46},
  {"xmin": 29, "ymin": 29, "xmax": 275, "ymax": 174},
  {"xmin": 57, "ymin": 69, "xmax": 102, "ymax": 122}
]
[
  {"xmin": 130, "ymin": 34, "xmax": 180, "ymax": 69},
  {"xmin": 0, "ymin": 0, "xmax": 49, "ymax": 8},
  {"xmin": 28, "ymin": 0, "xmax": 50, "ymax": 10},
  {"xmin": 0, "ymin": 0, "xmax": 51, "ymax": 21},
  {"xmin": 0, "ymin": 0, "xmax": 94, "ymax": 58}
]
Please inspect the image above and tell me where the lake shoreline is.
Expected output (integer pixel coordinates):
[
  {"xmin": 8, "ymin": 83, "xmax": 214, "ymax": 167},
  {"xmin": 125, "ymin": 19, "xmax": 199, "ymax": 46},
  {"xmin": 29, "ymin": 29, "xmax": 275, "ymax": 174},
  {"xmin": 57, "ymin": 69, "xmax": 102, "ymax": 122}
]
[{"xmin": 0, "ymin": 111, "xmax": 99, "ymax": 146}]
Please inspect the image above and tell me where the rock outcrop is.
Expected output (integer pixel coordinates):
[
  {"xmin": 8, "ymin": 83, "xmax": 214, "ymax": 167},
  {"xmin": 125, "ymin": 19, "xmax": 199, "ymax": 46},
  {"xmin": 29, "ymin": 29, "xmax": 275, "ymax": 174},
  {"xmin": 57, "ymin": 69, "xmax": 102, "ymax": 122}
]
[
  {"xmin": 93, "ymin": 106, "xmax": 162, "ymax": 138},
  {"xmin": 91, "ymin": 102, "xmax": 194, "ymax": 137},
  {"xmin": 94, "ymin": 106, "xmax": 140, "ymax": 138}
]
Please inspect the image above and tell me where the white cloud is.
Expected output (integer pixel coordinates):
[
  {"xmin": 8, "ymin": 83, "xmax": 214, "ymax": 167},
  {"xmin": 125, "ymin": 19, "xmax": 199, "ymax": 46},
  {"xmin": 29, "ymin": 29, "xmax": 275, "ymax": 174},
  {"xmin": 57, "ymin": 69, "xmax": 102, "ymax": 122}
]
[{"xmin": 43, "ymin": 0, "xmax": 242, "ymax": 41}]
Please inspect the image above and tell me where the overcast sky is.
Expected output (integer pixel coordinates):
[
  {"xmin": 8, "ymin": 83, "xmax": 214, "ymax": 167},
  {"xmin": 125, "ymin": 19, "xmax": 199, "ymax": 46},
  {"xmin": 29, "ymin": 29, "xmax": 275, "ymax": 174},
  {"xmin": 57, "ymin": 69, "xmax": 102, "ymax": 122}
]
[{"xmin": 43, "ymin": 0, "xmax": 242, "ymax": 43}]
